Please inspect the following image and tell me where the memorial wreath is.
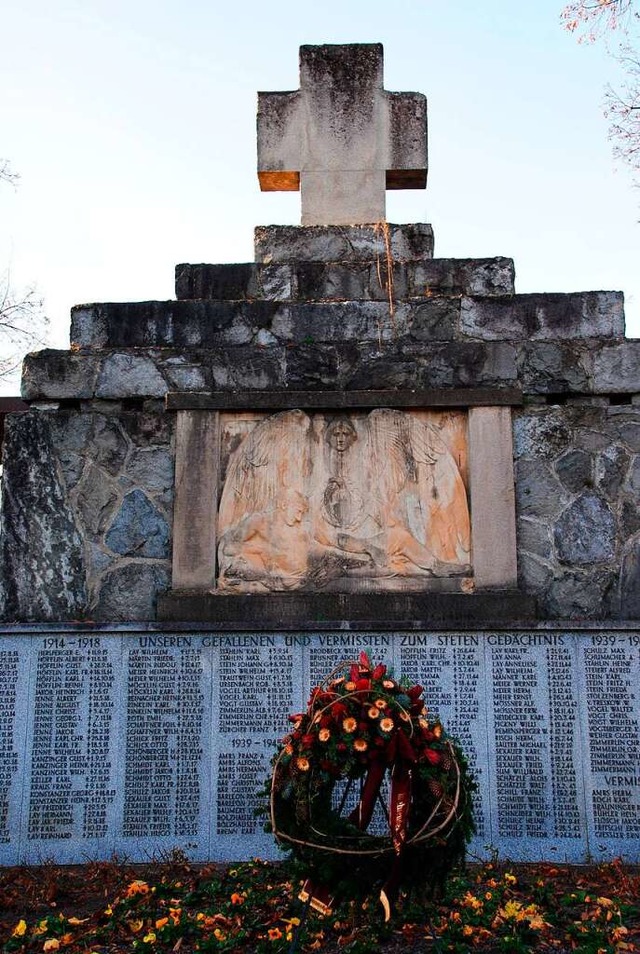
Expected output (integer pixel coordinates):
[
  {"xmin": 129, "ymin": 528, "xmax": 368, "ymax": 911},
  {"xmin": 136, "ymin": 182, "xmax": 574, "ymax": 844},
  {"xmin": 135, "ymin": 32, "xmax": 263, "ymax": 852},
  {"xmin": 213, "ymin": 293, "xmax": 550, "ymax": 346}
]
[{"xmin": 267, "ymin": 653, "xmax": 476, "ymax": 918}]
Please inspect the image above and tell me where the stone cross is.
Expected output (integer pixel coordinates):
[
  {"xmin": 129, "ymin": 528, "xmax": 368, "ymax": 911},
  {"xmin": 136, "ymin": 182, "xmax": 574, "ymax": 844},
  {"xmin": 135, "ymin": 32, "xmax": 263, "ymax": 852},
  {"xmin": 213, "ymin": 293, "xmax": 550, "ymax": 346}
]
[{"xmin": 257, "ymin": 44, "xmax": 427, "ymax": 226}]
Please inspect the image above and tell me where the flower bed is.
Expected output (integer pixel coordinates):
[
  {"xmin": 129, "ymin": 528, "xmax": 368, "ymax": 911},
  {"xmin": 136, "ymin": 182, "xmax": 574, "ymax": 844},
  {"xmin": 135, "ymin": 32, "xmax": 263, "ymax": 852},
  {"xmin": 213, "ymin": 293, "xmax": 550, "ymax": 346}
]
[{"xmin": 2, "ymin": 857, "xmax": 638, "ymax": 952}]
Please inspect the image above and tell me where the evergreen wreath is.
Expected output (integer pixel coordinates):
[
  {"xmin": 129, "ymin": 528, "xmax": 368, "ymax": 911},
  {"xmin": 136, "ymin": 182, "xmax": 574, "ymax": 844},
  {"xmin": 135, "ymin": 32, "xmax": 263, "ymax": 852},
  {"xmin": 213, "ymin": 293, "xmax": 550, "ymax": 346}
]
[{"xmin": 268, "ymin": 652, "xmax": 476, "ymax": 916}]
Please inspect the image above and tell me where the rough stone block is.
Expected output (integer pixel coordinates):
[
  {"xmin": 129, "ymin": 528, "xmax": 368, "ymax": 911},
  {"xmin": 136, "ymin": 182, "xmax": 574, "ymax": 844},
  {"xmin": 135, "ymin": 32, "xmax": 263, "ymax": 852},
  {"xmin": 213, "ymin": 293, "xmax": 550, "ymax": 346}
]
[
  {"xmin": 92, "ymin": 563, "xmax": 170, "ymax": 620},
  {"xmin": 105, "ymin": 490, "xmax": 170, "ymax": 559},
  {"xmin": 554, "ymin": 493, "xmax": 616, "ymax": 565},
  {"xmin": 0, "ymin": 413, "xmax": 87, "ymax": 621},
  {"xmin": 461, "ymin": 292, "xmax": 625, "ymax": 341},
  {"xmin": 409, "ymin": 258, "xmax": 515, "ymax": 298},
  {"xmin": 255, "ymin": 223, "xmax": 434, "ymax": 263},
  {"xmin": 517, "ymin": 341, "xmax": 593, "ymax": 394},
  {"xmin": 593, "ymin": 340, "xmax": 640, "ymax": 393},
  {"xmin": 175, "ymin": 263, "xmax": 294, "ymax": 302},
  {"xmin": 96, "ymin": 353, "xmax": 167, "ymax": 398},
  {"xmin": 295, "ymin": 262, "xmax": 369, "ymax": 300},
  {"xmin": 73, "ymin": 301, "xmax": 281, "ymax": 349},
  {"xmin": 21, "ymin": 350, "xmax": 99, "ymax": 400}
]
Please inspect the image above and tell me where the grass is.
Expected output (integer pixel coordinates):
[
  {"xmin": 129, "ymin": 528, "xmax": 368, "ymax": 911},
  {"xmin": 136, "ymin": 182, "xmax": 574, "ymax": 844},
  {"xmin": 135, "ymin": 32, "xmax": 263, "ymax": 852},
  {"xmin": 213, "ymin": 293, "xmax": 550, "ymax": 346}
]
[{"xmin": 1, "ymin": 856, "xmax": 638, "ymax": 953}]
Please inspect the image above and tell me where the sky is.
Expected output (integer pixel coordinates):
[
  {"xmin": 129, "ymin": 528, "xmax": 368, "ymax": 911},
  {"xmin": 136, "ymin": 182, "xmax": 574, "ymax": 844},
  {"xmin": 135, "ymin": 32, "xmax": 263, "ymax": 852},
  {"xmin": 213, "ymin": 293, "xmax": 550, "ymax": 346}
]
[{"xmin": 1, "ymin": 0, "xmax": 638, "ymax": 396}]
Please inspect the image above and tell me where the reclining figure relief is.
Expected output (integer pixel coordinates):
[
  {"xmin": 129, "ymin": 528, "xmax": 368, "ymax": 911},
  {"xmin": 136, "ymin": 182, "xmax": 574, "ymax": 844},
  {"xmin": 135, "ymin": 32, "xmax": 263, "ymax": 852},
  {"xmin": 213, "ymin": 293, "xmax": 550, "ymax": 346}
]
[{"xmin": 217, "ymin": 408, "xmax": 471, "ymax": 592}]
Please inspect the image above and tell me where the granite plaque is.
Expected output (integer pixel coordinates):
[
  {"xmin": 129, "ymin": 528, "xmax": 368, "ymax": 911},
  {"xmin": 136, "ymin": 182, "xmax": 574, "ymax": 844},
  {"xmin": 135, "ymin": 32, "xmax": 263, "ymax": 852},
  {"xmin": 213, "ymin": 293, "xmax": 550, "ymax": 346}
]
[{"xmin": 0, "ymin": 627, "xmax": 638, "ymax": 864}]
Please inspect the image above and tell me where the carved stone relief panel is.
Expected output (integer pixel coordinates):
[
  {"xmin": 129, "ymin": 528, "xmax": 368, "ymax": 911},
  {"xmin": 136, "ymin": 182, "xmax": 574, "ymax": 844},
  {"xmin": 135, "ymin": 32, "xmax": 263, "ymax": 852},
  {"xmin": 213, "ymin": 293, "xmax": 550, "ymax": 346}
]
[{"xmin": 216, "ymin": 409, "xmax": 471, "ymax": 593}]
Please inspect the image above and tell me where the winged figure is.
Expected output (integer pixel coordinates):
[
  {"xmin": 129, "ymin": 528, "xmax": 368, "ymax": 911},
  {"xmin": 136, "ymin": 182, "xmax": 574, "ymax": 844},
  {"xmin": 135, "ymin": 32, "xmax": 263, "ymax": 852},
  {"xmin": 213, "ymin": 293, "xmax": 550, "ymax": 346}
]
[{"xmin": 216, "ymin": 408, "xmax": 470, "ymax": 592}]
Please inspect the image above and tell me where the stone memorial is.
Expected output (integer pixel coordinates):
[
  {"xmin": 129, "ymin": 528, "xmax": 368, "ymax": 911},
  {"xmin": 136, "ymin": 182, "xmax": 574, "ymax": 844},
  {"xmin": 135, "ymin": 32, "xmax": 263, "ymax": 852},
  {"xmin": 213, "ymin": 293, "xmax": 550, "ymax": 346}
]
[{"xmin": 0, "ymin": 43, "xmax": 639, "ymax": 865}]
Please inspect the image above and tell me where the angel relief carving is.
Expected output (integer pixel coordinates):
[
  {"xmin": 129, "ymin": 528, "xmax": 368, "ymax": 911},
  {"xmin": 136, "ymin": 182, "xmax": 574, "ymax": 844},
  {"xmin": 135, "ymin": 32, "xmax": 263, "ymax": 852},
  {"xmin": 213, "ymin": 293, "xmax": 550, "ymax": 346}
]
[{"xmin": 217, "ymin": 409, "xmax": 472, "ymax": 593}]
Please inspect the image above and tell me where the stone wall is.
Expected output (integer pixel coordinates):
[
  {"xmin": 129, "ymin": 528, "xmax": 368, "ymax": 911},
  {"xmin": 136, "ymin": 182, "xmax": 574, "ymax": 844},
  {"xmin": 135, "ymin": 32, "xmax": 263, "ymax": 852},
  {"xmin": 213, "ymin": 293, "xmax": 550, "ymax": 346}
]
[{"xmin": 1, "ymin": 224, "xmax": 639, "ymax": 623}]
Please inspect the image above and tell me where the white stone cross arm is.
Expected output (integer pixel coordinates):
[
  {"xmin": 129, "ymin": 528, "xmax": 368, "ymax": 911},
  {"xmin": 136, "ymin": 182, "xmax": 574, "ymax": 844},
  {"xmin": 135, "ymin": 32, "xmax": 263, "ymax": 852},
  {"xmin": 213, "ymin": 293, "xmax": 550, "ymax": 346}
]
[{"xmin": 257, "ymin": 44, "xmax": 427, "ymax": 226}]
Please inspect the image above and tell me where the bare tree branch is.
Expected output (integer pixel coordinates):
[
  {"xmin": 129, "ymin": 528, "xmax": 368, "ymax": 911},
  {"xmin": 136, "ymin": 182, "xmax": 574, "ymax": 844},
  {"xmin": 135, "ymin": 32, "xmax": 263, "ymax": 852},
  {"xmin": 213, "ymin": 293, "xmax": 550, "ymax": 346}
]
[
  {"xmin": 0, "ymin": 164, "xmax": 49, "ymax": 380},
  {"xmin": 0, "ymin": 272, "xmax": 48, "ymax": 380},
  {"xmin": 0, "ymin": 159, "xmax": 20, "ymax": 188},
  {"xmin": 561, "ymin": 0, "xmax": 637, "ymax": 41},
  {"xmin": 605, "ymin": 49, "xmax": 640, "ymax": 172}
]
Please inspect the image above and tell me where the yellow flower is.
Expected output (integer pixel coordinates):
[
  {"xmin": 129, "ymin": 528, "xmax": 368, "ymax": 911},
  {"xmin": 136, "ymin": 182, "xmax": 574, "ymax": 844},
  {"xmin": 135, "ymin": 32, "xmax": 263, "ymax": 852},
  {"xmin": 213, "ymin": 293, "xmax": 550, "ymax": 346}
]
[
  {"xmin": 462, "ymin": 925, "xmax": 474, "ymax": 937},
  {"xmin": 380, "ymin": 717, "xmax": 394, "ymax": 732},
  {"xmin": 142, "ymin": 931, "xmax": 156, "ymax": 944},
  {"xmin": 12, "ymin": 920, "xmax": 27, "ymax": 938},
  {"xmin": 485, "ymin": 891, "xmax": 493, "ymax": 901},
  {"xmin": 43, "ymin": 941, "xmax": 60, "ymax": 953},
  {"xmin": 268, "ymin": 927, "xmax": 283, "ymax": 940},
  {"xmin": 296, "ymin": 757, "xmax": 310, "ymax": 771},
  {"xmin": 213, "ymin": 928, "xmax": 226, "ymax": 941},
  {"xmin": 342, "ymin": 717, "xmax": 357, "ymax": 733},
  {"xmin": 127, "ymin": 918, "xmax": 144, "ymax": 934},
  {"xmin": 319, "ymin": 728, "xmax": 331, "ymax": 742},
  {"xmin": 354, "ymin": 738, "xmax": 368, "ymax": 751},
  {"xmin": 67, "ymin": 917, "xmax": 89, "ymax": 925},
  {"xmin": 367, "ymin": 706, "xmax": 380, "ymax": 719},
  {"xmin": 497, "ymin": 900, "xmax": 524, "ymax": 922},
  {"xmin": 33, "ymin": 919, "xmax": 49, "ymax": 936},
  {"xmin": 504, "ymin": 872, "xmax": 517, "ymax": 885}
]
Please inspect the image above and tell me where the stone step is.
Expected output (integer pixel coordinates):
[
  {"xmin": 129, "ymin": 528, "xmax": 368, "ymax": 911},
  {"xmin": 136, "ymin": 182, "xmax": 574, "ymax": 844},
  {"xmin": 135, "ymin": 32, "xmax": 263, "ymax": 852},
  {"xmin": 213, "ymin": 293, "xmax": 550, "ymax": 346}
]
[
  {"xmin": 70, "ymin": 291, "xmax": 624, "ymax": 351},
  {"xmin": 254, "ymin": 222, "xmax": 434, "ymax": 263},
  {"xmin": 21, "ymin": 337, "xmax": 640, "ymax": 402},
  {"xmin": 175, "ymin": 257, "xmax": 515, "ymax": 301}
]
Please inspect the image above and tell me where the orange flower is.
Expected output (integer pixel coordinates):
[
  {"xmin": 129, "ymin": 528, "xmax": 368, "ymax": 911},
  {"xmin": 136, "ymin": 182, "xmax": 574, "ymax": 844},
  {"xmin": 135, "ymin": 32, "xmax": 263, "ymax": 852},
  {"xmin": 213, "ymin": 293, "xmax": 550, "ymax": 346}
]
[
  {"xmin": 342, "ymin": 717, "xmax": 357, "ymax": 733},
  {"xmin": 284, "ymin": 743, "xmax": 294, "ymax": 755},
  {"xmin": 354, "ymin": 738, "xmax": 368, "ymax": 751},
  {"xmin": 380, "ymin": 717, "xmax": 394, "ymax": 732},
  {"xmin": 433, "ymin": 724, "xmax": 442, "ymax": 738},
  {"xmin": 125, "ymin": 879, "xmax": 150, "ymax": 897},
  {"xmin": 268, "ymin": 927, "xmax": 283, "ymax": 940},
  {"xmin": 367, "ymin": 706, "xmax": 380, "ymax": 719},
  {"xmin": 399, "ymin": 711, "xmax": 411, "ymax": 722},
  {"xmin": 375, "ymin": 699, "xmax": 386, "ymax": 709},
  {"xmin": 382, "ymin": 679, "xmax": 396, "ymax": 690},
  {"xmin": 345, "ymin": 681, "xmax": 357, "ymax": 692},
  {"xmin": 230, "ymin": 892, "xmax": 245, "ymax": 905},
  {"xmin": 319, "ymin": 728, "xmax": 331, "ymax": 742},
  {"xmin": 296, "ymin": 757, "xmax": 310, "ymax": 772}
]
